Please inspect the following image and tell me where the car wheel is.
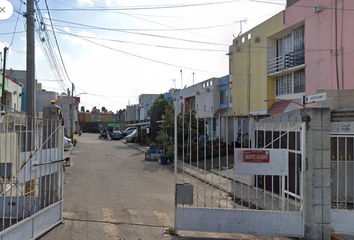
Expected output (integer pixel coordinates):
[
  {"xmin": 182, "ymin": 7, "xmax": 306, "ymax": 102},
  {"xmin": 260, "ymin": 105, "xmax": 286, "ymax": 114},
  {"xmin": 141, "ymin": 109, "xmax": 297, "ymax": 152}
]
[{"xmin": 131, "ymin": 137, "xmax": 135, "ymax": 142}]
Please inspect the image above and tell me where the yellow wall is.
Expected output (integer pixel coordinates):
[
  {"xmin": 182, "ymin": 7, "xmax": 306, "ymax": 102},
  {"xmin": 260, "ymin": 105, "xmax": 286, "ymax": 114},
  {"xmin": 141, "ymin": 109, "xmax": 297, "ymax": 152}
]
[
  {"xmin": 232, "ymin": 12, "xmax": 284, "ymax": 116},
  {"xmin": 101, "ymin": 113, "xmax": 113, "ymax": 122},
  {"xmin": 84, "ymin": 113, "xmax": 92, "ymax": 122}
]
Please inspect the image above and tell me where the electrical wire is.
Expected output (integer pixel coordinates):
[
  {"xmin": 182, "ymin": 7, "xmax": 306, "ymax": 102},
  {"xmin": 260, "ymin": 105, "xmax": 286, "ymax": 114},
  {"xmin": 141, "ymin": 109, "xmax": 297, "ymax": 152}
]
[
  {"xmin": 54, "ymin": 28, "xmax": 225, "ymax": 52},
  {"xmin": 44, "ymin": 0, "xmax": 73, "ymax": 87},
  {"xmin": 38, "ymin": 1, "xmax": 243, "ymax": 12},
  {"xmin": 47, "ymin": 19, "xmax": 230, "ymax": 46}
]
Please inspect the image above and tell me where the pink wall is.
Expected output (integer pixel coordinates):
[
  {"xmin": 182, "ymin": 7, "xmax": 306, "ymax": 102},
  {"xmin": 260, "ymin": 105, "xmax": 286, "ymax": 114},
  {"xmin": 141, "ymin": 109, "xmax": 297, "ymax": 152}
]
[{"xmin": 285, "ymin": 0, "xmax": 354, "ymax": 94}]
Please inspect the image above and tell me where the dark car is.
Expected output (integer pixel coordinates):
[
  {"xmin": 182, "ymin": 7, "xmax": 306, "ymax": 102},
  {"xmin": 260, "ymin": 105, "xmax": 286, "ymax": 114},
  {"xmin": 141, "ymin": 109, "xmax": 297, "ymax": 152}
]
[
  {"xmin": 122, "ymin": 127, "xmax": 137, "ymax": 136},
  {"xmin": 112, "ymin": 130, "xmax": 123, "ymax": 140}
]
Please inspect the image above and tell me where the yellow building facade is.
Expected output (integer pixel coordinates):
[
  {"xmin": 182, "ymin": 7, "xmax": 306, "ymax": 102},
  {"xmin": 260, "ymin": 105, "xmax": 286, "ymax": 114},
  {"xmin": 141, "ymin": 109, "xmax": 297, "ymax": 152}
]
[{"xmin": 230, "ymin": 12, "xmax": 284, "ymax": 117}]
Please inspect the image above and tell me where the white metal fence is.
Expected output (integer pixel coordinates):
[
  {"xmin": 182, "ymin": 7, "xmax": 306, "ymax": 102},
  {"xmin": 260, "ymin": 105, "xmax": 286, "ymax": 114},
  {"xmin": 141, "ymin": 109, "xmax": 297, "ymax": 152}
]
[
  {"xmin": 330, "ymin": 122, "xmax": 354, "ymax": 233},
  {"xmin": 174, "ymin": 108, "xmax": 304, "ymax": 237},
  {"xmin": 0, "ymin": 108, "xmax": 64, "ymax": 239}
]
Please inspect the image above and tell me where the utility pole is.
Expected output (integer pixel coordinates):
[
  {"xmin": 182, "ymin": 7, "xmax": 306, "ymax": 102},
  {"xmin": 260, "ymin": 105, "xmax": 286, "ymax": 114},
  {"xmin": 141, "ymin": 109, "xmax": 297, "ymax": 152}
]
[
  {"xmin": 26, "ymin": 0, "xmax": 36, "ymax": 117},
  {"xmin": 180, "ymin": 69, "xmax": 183, "ymax": 89},
  {"xmin": 26, "ymin": 0, "xmax": 36, "ymax": 151},
  {"xmin": 71, "ymin": 83, "xmax": 74, "ymax": 142},
  {"xmin": 1, "ymin": 47, "xmax": 8, "ymax": 111}
]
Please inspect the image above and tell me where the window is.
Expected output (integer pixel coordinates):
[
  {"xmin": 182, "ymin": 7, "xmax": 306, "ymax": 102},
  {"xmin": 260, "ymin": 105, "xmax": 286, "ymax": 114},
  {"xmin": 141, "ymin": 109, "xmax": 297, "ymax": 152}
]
[
  {"xmin": 229, "ymin": 88, "xmax": 233, "ymax": 103},
  {"xmin": 294, "ymin": 69, "xmax": 305, "ymax": 93},
  {"xmin": 293, "ymin": 26, "xmax": 305, "ymax": 65},
  {"xmin": 229, "ymin": 58, "xmax": 233, "ymax": 74},
  {"xmin": 220, "ymin": 89, "xmax": 228, "ymax": 104},
  {"xmin": 277, "ymin": 33, "xmax": 292, "ymax": 57},
  {"xmin": 210, "ymin": 81, "xmax": 212, "ymax": 86},
  {"xmin": 248, "ymin": 33, "xmax": 251, "ymax": 40},
  {"xmin": 275, "ymin": 74, "xmax": 292, "ymax": 96}
]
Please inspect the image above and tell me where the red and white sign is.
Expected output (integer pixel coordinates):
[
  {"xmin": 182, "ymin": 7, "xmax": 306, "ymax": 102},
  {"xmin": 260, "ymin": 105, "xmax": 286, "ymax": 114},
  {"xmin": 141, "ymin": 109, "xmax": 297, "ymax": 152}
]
[
  {"xmin": 235, "ymin": 148, "xmax": 289, "ymax": 176},
  {"xmin": 243, "ymin": 150, "xmax": 270, "ymax": 163}
]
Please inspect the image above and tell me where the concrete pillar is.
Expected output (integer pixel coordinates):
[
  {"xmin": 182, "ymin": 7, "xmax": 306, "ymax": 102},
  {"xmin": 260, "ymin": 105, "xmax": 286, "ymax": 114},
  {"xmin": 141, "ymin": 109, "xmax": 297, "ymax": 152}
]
[{"xmin": 302, "ymin": 108, "xmax": 331, "ymax": 240}]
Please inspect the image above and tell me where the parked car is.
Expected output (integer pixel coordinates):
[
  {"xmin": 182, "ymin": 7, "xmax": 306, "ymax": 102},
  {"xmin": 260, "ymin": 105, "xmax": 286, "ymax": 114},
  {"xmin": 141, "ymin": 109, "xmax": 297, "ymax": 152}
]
[
  {"xmin": 64, "ymin": 136, "xmax": 72, "ymax": 150},
  {"xmin": 126, "ymin": 129, "xmax": 137, "ymax": 143},
  {"xmin": 112, "ymin": 130, "xmax": 123, "ymax": 140},
  {"xmin": 122, "ymin": 127, "xmax": 137, "ymax": 136}
]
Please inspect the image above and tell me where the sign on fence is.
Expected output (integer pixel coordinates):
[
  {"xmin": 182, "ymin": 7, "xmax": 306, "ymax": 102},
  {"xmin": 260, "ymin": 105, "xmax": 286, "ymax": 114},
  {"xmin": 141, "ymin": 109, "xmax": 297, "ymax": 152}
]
[{"xmin": 235, "ymin": 148, "xmax": 289, "ymax": 175}]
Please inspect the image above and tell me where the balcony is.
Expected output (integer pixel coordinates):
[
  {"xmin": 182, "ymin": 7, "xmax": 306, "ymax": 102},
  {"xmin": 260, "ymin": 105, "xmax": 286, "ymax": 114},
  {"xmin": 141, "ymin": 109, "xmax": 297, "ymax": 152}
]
[{"xmin": 267, "ymin": 49, "xmax": 305, "ymax": 76}]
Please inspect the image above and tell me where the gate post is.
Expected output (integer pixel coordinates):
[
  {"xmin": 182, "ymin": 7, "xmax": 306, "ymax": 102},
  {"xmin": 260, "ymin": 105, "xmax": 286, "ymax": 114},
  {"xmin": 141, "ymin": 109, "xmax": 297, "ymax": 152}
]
[{"xmin": 302, "ymin": 108, "xmax": 331, "ymax": 240}]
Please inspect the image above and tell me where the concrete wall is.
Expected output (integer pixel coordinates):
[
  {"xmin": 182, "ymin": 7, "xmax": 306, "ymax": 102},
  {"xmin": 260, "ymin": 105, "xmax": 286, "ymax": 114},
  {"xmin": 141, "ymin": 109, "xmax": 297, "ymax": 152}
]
[
  {"xmin": 232, "ymin": 12, "xmax": 284, "ymax": 116},
  {"xmin": 37, "ymin": 91, "xmax": 57, "ymax": 114},
  {"xmin": 176, "ymin": 78, "xmax": 219, "ymax": 119},
  {"xmin": 314, "ymin": 89, "xmax": 354, "ymax": 111},
  {"xmin": 303, "ymin": 108, "xmax": 331, "ymax": 240},
  {"xmin": 126, "ymin": 105, "xmax": 138, "ymax": 122}
]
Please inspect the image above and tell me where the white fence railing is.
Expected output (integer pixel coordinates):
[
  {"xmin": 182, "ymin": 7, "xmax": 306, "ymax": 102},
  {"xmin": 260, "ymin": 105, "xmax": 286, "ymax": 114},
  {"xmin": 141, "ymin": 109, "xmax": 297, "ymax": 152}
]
[{"xmin": 0, "ymin": 108, "xmax": 64, "ymax": 238}]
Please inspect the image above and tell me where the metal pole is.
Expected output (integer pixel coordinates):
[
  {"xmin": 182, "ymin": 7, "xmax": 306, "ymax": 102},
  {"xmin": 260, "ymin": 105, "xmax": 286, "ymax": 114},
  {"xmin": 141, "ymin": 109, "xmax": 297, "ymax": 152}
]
[
  {"xmin": 173, "ymin": 90, "xmax": 178, "ymax": 232},
  {"xmin": 71, "ymin": 83, "xmax": 74, "ymax": 142},
  {"xmin": 1, "ymin": 47, "xmax": 8, "ymax": 110},
  {"xmin": 180, "ymin": 69, "xmax": 182, "ymax": 89}
]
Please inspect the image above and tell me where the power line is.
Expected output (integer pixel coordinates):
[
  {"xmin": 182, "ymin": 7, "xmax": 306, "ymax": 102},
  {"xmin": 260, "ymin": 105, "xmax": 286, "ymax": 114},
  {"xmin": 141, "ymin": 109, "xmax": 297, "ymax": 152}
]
[
  {"xmin": 51, "ymin": 28, "xmax": 226, "ymax": 74},
  {"xmin": 38, "ymin": 1, "xmax": 242, "ymax": 12},
  {"xmin": 47, "ymin": 19, "xmax": 230, "ymax": 46},
  {"xmin": 54, "ymin": 28, "xmax": 225, "ymax": 52},
  {"xmin": 44, "ymin": 0, "xmax": 73, "ymax": 86}
]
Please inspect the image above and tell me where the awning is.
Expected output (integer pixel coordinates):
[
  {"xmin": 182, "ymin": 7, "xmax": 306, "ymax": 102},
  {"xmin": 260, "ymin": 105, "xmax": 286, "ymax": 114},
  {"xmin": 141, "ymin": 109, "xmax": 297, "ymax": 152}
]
[
  {"xmin": 214, "ymin": 108, "xmax": 228, "ymax": 118},
  {"xmin": 267, "ymin": 101, "xmax": 290, "ymax": 114}
]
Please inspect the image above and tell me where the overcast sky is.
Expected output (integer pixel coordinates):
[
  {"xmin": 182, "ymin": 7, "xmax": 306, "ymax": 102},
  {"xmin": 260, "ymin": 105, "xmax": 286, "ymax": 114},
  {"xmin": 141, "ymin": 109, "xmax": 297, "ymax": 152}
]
[{"xmin": 0, "ymin": 0, "xmax": 286, "ymax": 112}]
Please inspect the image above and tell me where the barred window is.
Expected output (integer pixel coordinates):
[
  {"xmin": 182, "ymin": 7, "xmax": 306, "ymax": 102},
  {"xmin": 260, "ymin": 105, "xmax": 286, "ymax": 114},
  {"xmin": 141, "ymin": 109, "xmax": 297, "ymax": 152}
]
[
  {"xmin": 275, "ymin": 74, "xmax": 292, "ymax": 96},
  {"xmin": 294, "ymin": 69, "xmax": 305, "ymax": 93}
]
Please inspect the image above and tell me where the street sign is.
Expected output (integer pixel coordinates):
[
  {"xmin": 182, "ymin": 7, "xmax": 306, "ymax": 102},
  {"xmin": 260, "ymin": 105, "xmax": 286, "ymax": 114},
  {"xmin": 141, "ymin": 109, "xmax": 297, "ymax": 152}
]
[
  {"xmin": 304, "ymin": 92, "xmax": 326, "ymax": 104},
  {"xmin": 243, "ymin": 150, "xmax": 270, "ymax": 163}
]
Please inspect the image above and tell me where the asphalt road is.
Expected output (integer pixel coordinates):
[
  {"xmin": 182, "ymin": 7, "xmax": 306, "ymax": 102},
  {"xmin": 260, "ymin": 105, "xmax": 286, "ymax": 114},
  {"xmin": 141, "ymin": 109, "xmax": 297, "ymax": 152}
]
[{"xmin": 39, "ymin": 133, "xmax": 291, "ymax": 240}]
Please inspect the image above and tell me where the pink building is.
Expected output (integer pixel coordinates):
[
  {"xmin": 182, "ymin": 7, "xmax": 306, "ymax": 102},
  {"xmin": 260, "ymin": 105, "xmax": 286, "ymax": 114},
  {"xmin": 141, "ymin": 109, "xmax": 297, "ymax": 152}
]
[
  {"xmin": 285, "ymin": 0, "xmax": 354, "ymax": 92},
  {"xmin": 266, "ymin": 0, "xmax": 354, "ymax": 112}
]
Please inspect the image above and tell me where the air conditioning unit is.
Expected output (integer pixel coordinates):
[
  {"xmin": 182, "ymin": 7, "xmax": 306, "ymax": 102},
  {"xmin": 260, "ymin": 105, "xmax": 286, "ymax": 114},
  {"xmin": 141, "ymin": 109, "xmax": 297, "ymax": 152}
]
[
  {"xmin": 196, "ymin": 91, "xmax": 200, "ymax": 95},
  {"xmin": 235, "ymin": 46, "xmax": 241, "ymax": 52},
  {"xmin": 13, "ymin": 91, "xmax": 17, "ymax": 94},
  {"xmin": 254, "ymin": 37, "xmax": 260, "ymax": 43},
  {"xmin": 314, "ymin": 5, "xmax": 322, "ymax": 13},
  {"xmin": 206, "ymin": 88, "xmax": 210, "ymax": 92}
]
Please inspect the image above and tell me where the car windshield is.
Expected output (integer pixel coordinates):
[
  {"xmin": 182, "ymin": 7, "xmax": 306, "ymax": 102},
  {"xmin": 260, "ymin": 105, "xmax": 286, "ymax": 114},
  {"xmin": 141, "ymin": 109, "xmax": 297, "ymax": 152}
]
[{"xmin": 131, "ymin": 129, "xmax": 137, "ymax": 134}]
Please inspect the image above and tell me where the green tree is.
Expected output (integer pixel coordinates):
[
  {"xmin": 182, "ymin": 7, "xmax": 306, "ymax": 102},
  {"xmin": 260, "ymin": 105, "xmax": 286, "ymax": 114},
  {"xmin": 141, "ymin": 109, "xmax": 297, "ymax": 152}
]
[
  {"xmin": 147, "ymin": 94, "xmax": 168, "ymax": 121},
  {"xmin": 148, "ymin": 94, "xmax": 168, "ymax": 141},
  {"xmin": 160, "ymin": 102, "xmax": 174, "ymax": 137}
]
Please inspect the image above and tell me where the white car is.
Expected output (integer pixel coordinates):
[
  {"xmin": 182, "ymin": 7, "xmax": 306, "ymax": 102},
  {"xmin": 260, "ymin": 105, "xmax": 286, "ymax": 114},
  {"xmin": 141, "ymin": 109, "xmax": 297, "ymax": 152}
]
[
  {"xmin": 64, "ymin": 136, "xmax": 72, "ymax": 149},
  {"xmin": 125, "ymin": 129, "xmax": 137, "ymax": 143}
]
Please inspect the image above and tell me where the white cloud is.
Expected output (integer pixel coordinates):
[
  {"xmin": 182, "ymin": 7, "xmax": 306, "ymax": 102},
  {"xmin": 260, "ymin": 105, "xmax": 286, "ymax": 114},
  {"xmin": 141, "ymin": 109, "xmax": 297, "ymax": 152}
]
[{"xmin": 76, "ymin": 0, "xmax": 94, "ymax": 6}]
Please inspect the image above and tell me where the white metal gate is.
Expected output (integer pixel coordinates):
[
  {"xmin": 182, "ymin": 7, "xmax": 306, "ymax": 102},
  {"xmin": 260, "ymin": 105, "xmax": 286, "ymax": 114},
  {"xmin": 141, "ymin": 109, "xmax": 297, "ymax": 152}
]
[
  {"xmin": 330, "ymin": 122, "xmax": 354, "ymax": 234},
  {"xmin": 0, "ymin": 109, "xmax": 64, "ymax": 240},
  {"xmin": 174, "ymin": 108, "xmax": 305, "ymax": 237}
]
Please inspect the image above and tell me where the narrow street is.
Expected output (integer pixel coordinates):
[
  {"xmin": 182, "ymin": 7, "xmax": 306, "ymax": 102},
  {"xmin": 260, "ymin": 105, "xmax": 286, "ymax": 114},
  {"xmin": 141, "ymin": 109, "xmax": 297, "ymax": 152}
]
[{"xmin": 39, "ymin": 133, "xmax": 288, "ymax": 240}]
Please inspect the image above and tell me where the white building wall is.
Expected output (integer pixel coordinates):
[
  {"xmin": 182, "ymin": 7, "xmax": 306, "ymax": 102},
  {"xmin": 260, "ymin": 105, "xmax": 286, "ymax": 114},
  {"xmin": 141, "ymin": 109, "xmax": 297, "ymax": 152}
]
[
  {"xmin": 126, "ymin": 104, "xmax": 138, "ymax": 122},
  {"xmin": 3, "ymin": 78, "xmax": 23, "ymax": 112}
]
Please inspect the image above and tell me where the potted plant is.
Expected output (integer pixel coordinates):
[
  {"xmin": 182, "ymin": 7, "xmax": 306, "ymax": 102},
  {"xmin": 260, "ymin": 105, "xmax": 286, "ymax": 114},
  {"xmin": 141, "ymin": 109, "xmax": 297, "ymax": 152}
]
[{"xmin": 156, "ymin": 131, "xmax": 169, "ymax": 164}]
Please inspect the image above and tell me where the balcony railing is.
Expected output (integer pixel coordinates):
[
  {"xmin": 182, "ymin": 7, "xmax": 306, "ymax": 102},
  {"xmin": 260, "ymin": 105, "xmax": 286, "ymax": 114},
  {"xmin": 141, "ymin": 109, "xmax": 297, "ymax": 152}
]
[{"xmin": 267, "ymin": 50, "xmax": 304, "ymax": 75}]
